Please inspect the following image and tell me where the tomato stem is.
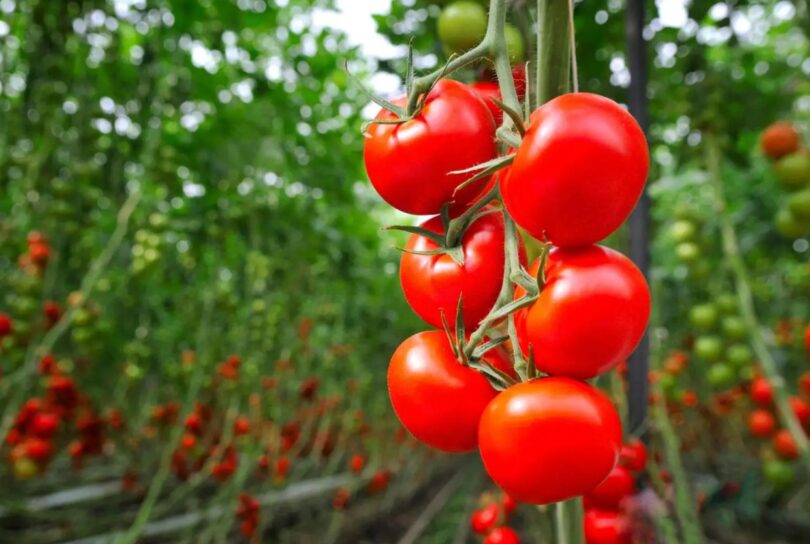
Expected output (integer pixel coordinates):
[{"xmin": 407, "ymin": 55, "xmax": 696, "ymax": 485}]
[
  {"xmin": 536, "ymin": 0, "xmax": 571, "ymax": 107},
  {"xmin": 554, "ymin": 497, "xmax": 584, "ymax": 544}
]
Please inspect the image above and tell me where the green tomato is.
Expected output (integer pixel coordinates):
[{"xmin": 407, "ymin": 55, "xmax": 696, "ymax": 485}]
[
  {"xmin": 707, "ymin": 363, "xmax": 735, "ymax": 388},
  {"xmin": 675, "ymin": 242, "xmax": 701, "ymax": 263},
  {"xmin": 720, "ymin": 316, "xmax": 747, "ymax": 340},
  {"xmin": 774, "ymin": 207, "xmax": 808, "ymax": 239},
  {"xmin": 715, "ymin": 293, "xmax": 737, "ymax": 314},
  {"xmin": 438, "ymin": 1, "xmax": 487, "ymax": 54},
  {"xmin": 726, "ymin": 343, "xmax": 752, "ymax": 368},
  {"xmin": 504, "ymin": 24, "xmax": 524, "ymax": 63},
  {"xmin": 737, "ymin": 365, "xmax": 755, "ymax": 382},
  {"xmin": 763, "ymin": 459, "xmax": 795, "ymax": 489},
  {"xmin": 787, "ymin": 188, "xmax": 810, "ymax": 220},
  {"xmin": 689, "ymin": 303, "xmax": 718, "ymax": 330},
  {"xmin": 673, "ymin": 201, "xmax": 698, "ymax": 221},
  {"xmin": 669, "ymin": 220, "xmax": 697, "ymax": 243},
  {"xmin": 694, "ymin": 335, "xmax": 723, "ymax": 362},
  {"xmin": 773, "ymin": 152, "xmax": 810, "ymax": 191},
  {"xmin": 687, "ymin": 260, "xmax": 711, "ymax": 281}
]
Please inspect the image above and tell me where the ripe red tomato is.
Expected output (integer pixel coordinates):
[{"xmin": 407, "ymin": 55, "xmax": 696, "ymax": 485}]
[
  {"xmin": 502, "ymin": 93, "xmax": 648, "ymax": 246},
  {"xmin": 470, "ymin": 503, "xmax": 501, "ymax": 535},
  {"xmin": 471, "ymin": 81, "xmax": 503, "ymax": 125},
  {"xmin": 619, "ymin": 439, "xmax": 648, "ymax": 472},
  {"xmin": 584, "ymin": 509, "xmax": 632, "ymax": 544},
  {"xmin": 747, "ymin": 410, "xmax": 776, "ymax": 438},
  {"xmin": 789, "ymin": 396, "xmax": 810, "ymax": 427},
  {"xmin": 400, "ymin": 211, "xmax": 525, "ymax": 329},
  {"xmin": 0, "ymin": 313, "xmax": 13, "ymax": 337},
  {"xmin": 515, "ymin": 245, "xmax": 650, "ymax": 379},
  {"xmin": 750, "ymin": 377, "xmax": 773, "ymax": 407},
  {"xmin": 584, "ymin": 465, "xmax": 636, "ymax": 510},
  {"xmin": 773, "ymin": 430, "xmax": 799, "ymax": 460},
  {"xmin": 484, "ymin": 527, "xmax": 521, "ymax": 544},
  {"xmin": 501, "ymin": 492, "xmax": 518, "ymax": 515},
  {"xmin": 760, "ymin": 122, "xmax": 800, "ymax": 160},
  {"xmin": 364, "ymin": 79, "xmax": 497, "ymax": 215},
  {"xmin": 388, "ymin": 330, "xmax": 500, "ymax": 452},
  {"xmin": 478, "ymin": 378, "xmax": 622, "ymax": 504}
]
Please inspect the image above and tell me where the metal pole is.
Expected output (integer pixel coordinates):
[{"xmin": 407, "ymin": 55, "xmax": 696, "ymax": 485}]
[{"xmin": 625, "ymin": 0, "xmax": 650, "ymax": 439}]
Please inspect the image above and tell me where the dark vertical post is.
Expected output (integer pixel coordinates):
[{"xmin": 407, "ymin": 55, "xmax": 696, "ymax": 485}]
[{"xmin": 625, "ymin": 0, "xmax": 650, "ymax": 438}]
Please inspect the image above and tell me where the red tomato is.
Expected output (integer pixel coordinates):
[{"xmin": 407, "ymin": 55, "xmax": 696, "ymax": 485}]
[
  {"xmin": 484, "ymin": 527, "xmax": 521, "ymax": 544},
  {"xmin": 471, "ymin": 503, "xmax": 501, "ymax": 535},
  {"xmin": 388, "ymin": 331, "xmax": 500, "ymax": 452},
  {"xmin": 512, "ymin": 65, "xmax": 526, "ymax": 99},
  {"xmin": 750, "ymin": 377, "xmax": 773, "ymax": 407},
  {"xmin": 471, "ymin": 81, "xmax": 503, "ymax": 125},
  {"xmin": 478, "ymin": 378, "xmax": 622, "ymax": 504},
  {"xmin": 773, "ymin": 430, "xmax": 799, "ymax": 460},
  {"xmin": 502, "ymin": 93, "xmax": 648, "ymax": 247},
  {"xmin": 790, "ymin": 396, "xmax": 810, "ymax": 427},
  {"xmin": 747, "ymin": 410, "xmax": 776, "ymax": 438},
  {"xmin": 514, "ymin": 246, "xmax": 650, "ymax": 379},
  {"xmin": 0, "ymin": 313, "xmax": 13, "ymax": 337},
  {"xmin": 584, "ymin": 465, "xmax": 636, "ymax": 510},
  {"xmin": 619, "ymin": 439, "xmax": 648, "ymax": 472},
  {"xmin": 400, "ymin": 211, "xmax": 525, "ymax": 329},
  {"xmin": 805, "ymin": 323, "xmax": 810, "ymax": 359},
  {"xmin": 760, "ymin": 122, "xmax": 800, "ymax": 160},
  {"xmin": 502, "ymin": 492, "xmax": 518, "ymax": 515},
  {"xmin": 364, "ymin": 79, "xmax": 497, "ymax": 215},
  {"xmin": 584, "ymin": 509, "xmax": 632, "ymax": 544}
]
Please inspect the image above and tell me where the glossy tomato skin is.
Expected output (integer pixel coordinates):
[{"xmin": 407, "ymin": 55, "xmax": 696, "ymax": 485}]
[
  {"xmin": 471, "ymin": 81, "xmax": 503, "ymax": 125},
  {"xmin": 748, "ymin": 410, "xmax": 776, "ymax": 438},
  {"xmin": 478, "ymin": 378, "xmax": 623, "ymax": 505},
  {"xmin": 388, "ymin": 331, "xmax": 499, "ymax": 453},
  {"xmin": 484, "ymin": 527, "xmax": 521, "ymax": 544},
  {"xmin": 400, "ymin": 211, "xmax": 525, "ymax": 329},
  {"xmin": 364, "ymin": 80, "xmax": 497, "ymax": 215},
  {"xmin": 502, "ymin": 93, "xmax": 648, "ymax": 247},
  {"xmin": 515, "ymin": 245, "xmax": 650, "ymax": 380},
  {"xmin": 584, "ymin": 465, "xmax": 636, "ymax": 510},
  {"xmin": 584, "ymin": 509, "xmax": 632, "ymax": 544}
]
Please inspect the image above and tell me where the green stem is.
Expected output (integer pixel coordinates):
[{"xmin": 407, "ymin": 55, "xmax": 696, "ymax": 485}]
[
  {"xmin": 554, "ymin": 498, "xmax": 584, "ymax": 544},
  {"xmin": 488, "ymin": 0, "xmax": 520, "ymax": 114},
  {"xmin": 649, "ymin": 280, "xmax": 704, "ymax": 544},
  {"xmin": 536, "ymin": 0, "xmax": 571, "ymax": 106},
  {"xmin": 704, "ymin": 134, "xmax": 810, "ymax": 471},
  {"xmin": 445, "ymin": 183, "xmax": 500, "ymax": 246}
]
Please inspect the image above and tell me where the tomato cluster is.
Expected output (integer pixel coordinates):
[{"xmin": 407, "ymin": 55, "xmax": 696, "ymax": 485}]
[
  {"xmin": 760, "ymin": 121, "xmax": 810, "ymax": 238},
  {"xmin": 363, "ymin": 55, "xmax": 650, "ymax": 509},
  {"xmin": 470, "ymin": 490, "xmax": 521, "ymax": 544}
]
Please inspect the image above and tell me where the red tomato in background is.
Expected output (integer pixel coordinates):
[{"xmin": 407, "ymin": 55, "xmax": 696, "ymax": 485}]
[
  {"xmin": 515, "ymin": 245, "xmax": 650, "ymax": 380},
  {"xmin": 584, "ymin": 509, "xmax": 632, "ymax": 544},
  {"xmin": 400, "ymin": 211, "xmax": 525, "ymax": 329},
  {"xmin": 470, "ymin": 503, "xmax": 501, "ymax": 535},
  {"xmin": 388, "ymin": 331, "xmax": 501, "ymax": 453},
  {"xmin": 750, "ymin": 377, "xmax": 773, "ymax": 407},
  {"xmin": 364, "ymin": 79, "xmax": 497, "ymax": 215},
  {"xmin": 478, "ymin": 377, "xmax": 623, "ymax": 505},
  {"xmin": 747, "ymin": 410, "xmax": 776, "ymax": 438},
  {"xmin": 584, "ymin": 465, "xmax": 636, "ymax": 510},
  {"xmin": 619, "ymin": 439, "xmax": 648, "ymax": 472},
  {"xmin": 471, "ymin": 81, "xmax": 503, "ymax": 125},
  {"xmin": 502, "ymin": 93, "xmax": 648, "ymax": 247},
  {"xmin": 804, "ymin": 323, "xmax": 810, "ymax": 359},
  {"xmin": 484, "ymin": 527, "xmax": 521, "ymax": 544},
  {"xmin": 789, "ymin": 396, "xmax": 810, "ymax": 427},
  {"xmin": 773, "ymin": 430, "xmax": 799, "ymax": 460}
]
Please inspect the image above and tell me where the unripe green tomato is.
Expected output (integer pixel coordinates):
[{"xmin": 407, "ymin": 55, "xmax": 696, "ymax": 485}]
[
  {"xmin": 787, "ymin": 188, "xmax": 810, "ymax": 220},
  {"xmin": 11, "ymin": 296, "xmax": 37, "ymax": 317},
  {"xmin": 689, "ymin": 303, "xmax": 718, "ymax": 330},
  {"xmin": 669, "ymin": 220, "xmax": 697, "ymax": 243},
  {"xmin": 504, "ymin": 24, "xmax": 525, "ymax": 63},
  {"xmin": 763, "ymin": 459, "xmax": 795, "ymax": 489},
  {"xmin": 71, "ymin": 326, "xmax": 93, "ymax": 344},
  {"xmin": 737, "ymin": 365, "xmax": 755, "ymax": 381},
  {"xmin": 13, "ymin": 458, "xmax": 38, "ymax": 480},
  {"xmin": 707, "ymin": 362, "xmax": 735, "ymax": 387},
  {"xmin": 774, "ymin": 207, "xmax": 808, "ymax": 238},
  {"xmin": 149, "ymin": 212, "xmax": 168, "ymax": 229},
  {"xmin": 675, "ymin": 242, "xmax": 701, "ymax": 263},
  {"xmin": 73, "ymin": 308, "xmax": 93, "ymax": 327},
  {"xmin": 687, "ymin": 260, "xmax": 711, "ymax": 281},
  {"xmin": 694, "ymin": 335, "xmax": 723, "ymax": 362},
  {"xmin": 673, "ymin": 201, "xmax": 698, "ymax": 221},
  {"xmin": 715, "ymin": 293, "xmax": 737, "ymax": 314},
  {"xmin": 125, "ymin": 363, "xmax": 144, "ymax": 380},
  {"xmin": 720, "ymin": 316, "xmax": 747, "ymax": 340},
  {"xmin": 438, "ymin": 1, "xmax": 487, "ymax": 54},
  {"xmin": 726, "ymin": 343, "xmax": 752, "ymax": 368},
  {"xmin": 773, "ymin": 151, "xmax": 810, "ymax": 191},
  {"xmin": 658, "ymin": 373, "xmax": 677, "ymax": 394}
]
